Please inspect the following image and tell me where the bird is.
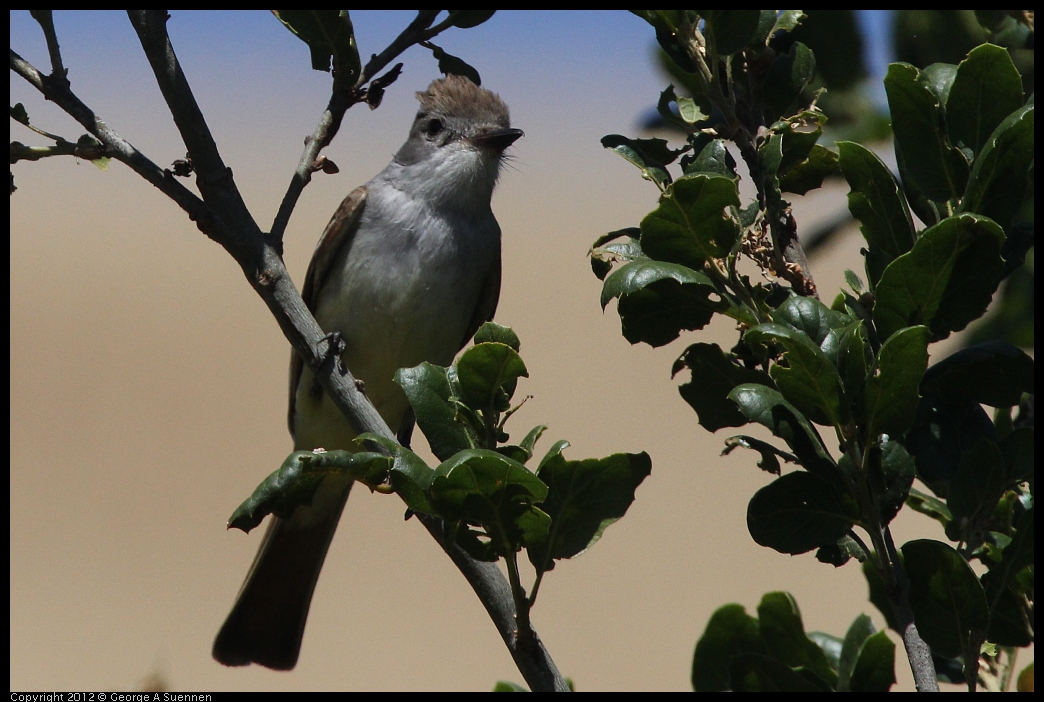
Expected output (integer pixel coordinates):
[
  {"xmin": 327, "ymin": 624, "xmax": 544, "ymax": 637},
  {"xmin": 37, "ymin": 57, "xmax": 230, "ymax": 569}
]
[{"xmin": 213, "ymin": 74, "xmax": 523, "ymax": 670}]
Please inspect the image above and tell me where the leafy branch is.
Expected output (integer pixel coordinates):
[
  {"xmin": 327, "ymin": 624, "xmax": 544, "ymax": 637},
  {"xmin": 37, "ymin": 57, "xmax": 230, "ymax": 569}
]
[
  {"xmin": 229, "ymin": 323, "xmax": 651, "ymax": 684},
  {"xmin": 593, "ymin": 11, "xmax": 1033, "ymax": 692}
]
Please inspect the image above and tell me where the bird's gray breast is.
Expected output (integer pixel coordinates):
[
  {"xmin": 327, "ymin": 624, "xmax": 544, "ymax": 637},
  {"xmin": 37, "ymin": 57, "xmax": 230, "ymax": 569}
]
[{"xmin": 310, "ymin": 181, "xmax": 500, "ymax": 427}]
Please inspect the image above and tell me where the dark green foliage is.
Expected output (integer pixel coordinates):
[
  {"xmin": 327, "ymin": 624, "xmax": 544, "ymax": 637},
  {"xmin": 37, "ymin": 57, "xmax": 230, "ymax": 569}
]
[
  {"xmin": 692, "ymin": 594, "xmax": 894, "ymax": 691},
  {"xmin": 595, "ymin": 11, "xmax": 1034, "ymax": 691},
  {"xmin": 273, "ymin": 10, "xmax": 360, "ymax": 91},
  {"xmin": 902, "ymin": 539, "xmax": 989, "ymax": 659}
]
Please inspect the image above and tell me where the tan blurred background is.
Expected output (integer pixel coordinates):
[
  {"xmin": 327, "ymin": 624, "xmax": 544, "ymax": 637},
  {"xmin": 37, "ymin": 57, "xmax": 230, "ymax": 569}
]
[{"xmin": 10, "ymin": 10, "xmax": 1030, "ymax": 691}]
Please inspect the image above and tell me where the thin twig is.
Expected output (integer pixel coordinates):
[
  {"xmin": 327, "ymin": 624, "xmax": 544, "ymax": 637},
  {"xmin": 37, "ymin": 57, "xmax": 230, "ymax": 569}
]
[
  {"xmin": 29, "ymin": 11, "xmax": 66, "ymax": 82},
  {"xmin": 10, "ymin": 49, "xmax": 206, "ymax": 221},
  {"xmin": 679, "ymin": 17, "xmax": 818, "ymax": 298}
]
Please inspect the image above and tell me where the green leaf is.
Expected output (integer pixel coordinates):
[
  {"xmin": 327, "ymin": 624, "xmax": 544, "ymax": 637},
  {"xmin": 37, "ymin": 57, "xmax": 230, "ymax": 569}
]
[
  {"xmin": 518, "ymin": 425, "xmax": 547, "ymax": 461},
  {"xmin": 806, "ymin": 630, "xmax": 842, "ymax": 672},
  {"xmin": 901, "ymin": 539, "xmax": 989, "ymax": 658},
  {"xmin": 601, "ymin": 134, "xmax": 684, "ymax": 186},
  {"xmin": 722, "ymin": 435, "xmax": 797, "ymax": 475},
  {"xmin": 863, "ymin": 325, "xmax": 929, "ymax": 439},
  {"xmin": 758, "ymin": 131, "xmax": 784, "ymax": 179},
  {"xmin": 982, "ymin": 571, "xmax": 1033, "ymax": 647},
  {"xmin": 728, "ymin": 384, "xmax": 838, "ymax": 480},
  {"xmin": 947, "ymin": 43, "xmax": 1024, "ymax": 158},
  {"xmin": 920, "ymin": 62, "xmax": 958, "ymax": 113},
  {"xmin": 396, "ymin": 363, "xmax": 477, "ymax": 461},
  {"xmin": 599, "ymin": 259, "xmax": 711, "ymax": 309},
  {"xmin": 884, "ymin": 62, "xmax": 969, "ymax": 202},
  {"xmin": 845, "ymin": 270, "xmax": 865, "ymax": 294},
  {"xmin": 837, "ymin": 141, "xmax": 915, "ymax": 286},
  {"xmin": 905, "ymin": 487, "xmax": 953, "ymax": 527},
  {"xmin": 431, "ymin": 449, "xmax": 548, "ymax": 505},
  {"xmin": 999, "ymin": 426, "xmax": 1033, "ymax": 483},
  {"xmin": 272, "ymin": 10, "xmax": 360, "ymax": 89},
  {"xmin": 745, "ymin": 323, "xmax": 848, "ymax": 428},
  {"xmin": 640, "ymin": 174, "xmax": 741, "ymax": 269},
  {"xmin": 764, "ymin": 42, "xmax": 816, "ymax": 123},
  {"xmin": 775, "ymin": 112, "xmax": 826, "ymax": 176},
  {"xmin": 227, "ymin": 449, "xmax": 390, "ymax": 532},
  {"xmin": 590, "ymin": 226, "xmax": 643, "ymax": 252},
  {"xmin": 656, "ymin": 84, "xmax": 709, "ymax": 132},
  {"xmin": 866, "ymin": 436, "xmax": 916, "ymax": 524},
  {"xmin": 446, "ymin": 10, "xmax": 496, "ymax": 29},
  {"xmin": 815, "ymin": 534, "xmax": 867, "ymax": 567},
  {"xmin": 837, "ymin": 613, "xmax": 876, "ymax": 691},
  {"xmin": 946, "ymin": 437, "xmax": 1005, "ymax": 525},
  {"xmin": 729, "ymin": 653, "xmax": 827, "ymax": 691},
  {"xmin": 692, "ymin": 603, "xmax": 765, "ymax": 691},
  {"xmin": 848, "ymin": 631, "xmax": 896, "ymax": 692},
  {"xmin": 746, "ymin": 472, "xmax": 857, "ymax": 555},
  {"xmin": 982, "ymin": 507, "xmax": 1034, "ymax": 646},
  {"xmin": 429, "ymin": 449, "xmax": 549, "ymax": 560},
  {"xmin": 778, "ymin": 144, "xmax": 839, "ymax": 195},
  {"xmin": 773, "ymin": 294, "xmax": 852, "ymax": 347},
  {"xmin": 426, "ymin": 43, "xmax": 482, "ymax": 86},
  {"xmin": 528, "ymin": 450, "xmax": 651, "ymax": 572},
  {"xmin": 613, "ymin": 276, "xmax": 719, "ymax": 347},
  {"xmin": 747, "ymin": 10, "xmax": 778, "ymax": 47},
  {"xmin": 473, "ymin": 321, "xmax": 520, "ymax": 351},
  {"xmin": 682, "ymin": 139, "xmax": 737, "ymax": 179},
  {"xmin": 676, "ymin": 94, "xmax": 708, "ymax": 124},
  {"xmin": 675, "ymin": 343, "xmax": 775, "ymax": 432},
  {"xmin": 757, "ymin": 592, "xmax": 838, "ymax": 688},
  {"xmin": 536, "ymin": 439, "xmax": 570, "ymax": 469},
  {"xmin": 455, "ymin": 343, "xmax": 528, "ymax": 410},
  {"xmin": 824, "ymin": 320, "xmax": 871, "ymax": 407},
  {"xmin": 894, "ymin": 138, "xmax": 943, "ymax": 228},
  {"xmin": 738, "ymin": 201, "xmax": 760, "ymax": 229},
  {"xmin": 920, "ymin": 341, "xmax": 1034, "ymax": 408},
  {"xmin": 11, "ymin": 102, "xmax": 30, "ymax": 126},
  {"xmin": 386, "ymin": 441, "xmax": 437, "ymax": 515},
  {"xmin": 958, "ymin": 102, "xmax": 1034, "ymax": 231},
  {"xmin": 703, "ymin": 10, "xmax": 762, "ymax": 56},
  {"xmin": 872, "ymin": 213, "xmax": 1004, "ymax": 342},
  {"xmin": 769, "ymin": 10, "xmax": 806, "ymax": 38},
  {"xmin": 358, "ymin": 434, "xmax": 438, "ymax": 515},
  {"xmin": 492, "ymin": 680, "xmax": 527, "ymax": 692},
  {"xmin": 589, "ymin": 227, "xmax": 644, "ymax": 280},
  {"xmin": 905, "ymin": 392, "xmax": 997, "ymax": 497}
]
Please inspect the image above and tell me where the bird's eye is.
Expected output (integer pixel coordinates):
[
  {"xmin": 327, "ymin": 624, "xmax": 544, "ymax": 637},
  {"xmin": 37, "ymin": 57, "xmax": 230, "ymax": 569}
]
[{"xmin": 425, "ymin": 118, "xmax": 444, "ymax": 137}]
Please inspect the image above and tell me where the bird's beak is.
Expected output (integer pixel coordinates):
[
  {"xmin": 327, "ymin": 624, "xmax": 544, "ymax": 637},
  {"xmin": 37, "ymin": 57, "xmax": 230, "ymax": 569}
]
[{"xmin": 471, "ymin": 128, "xmax": 524, "ymax": 152}]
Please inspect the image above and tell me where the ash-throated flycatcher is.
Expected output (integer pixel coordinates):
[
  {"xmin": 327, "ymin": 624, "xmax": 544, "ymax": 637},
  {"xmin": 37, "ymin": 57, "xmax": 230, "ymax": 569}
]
[{"xmin": 213, "ymin": 75, "xmax": 522, "ymax": 670}]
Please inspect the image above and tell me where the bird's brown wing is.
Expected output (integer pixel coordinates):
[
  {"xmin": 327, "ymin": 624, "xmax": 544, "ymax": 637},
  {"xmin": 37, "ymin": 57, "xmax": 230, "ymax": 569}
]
[
  {"xmin": 287, "ymin": 186, "xmax": 368, "ymax": 437},
  {"xmin": 460, "ymin": 248, "xmax": 502, "ymax": 351}
]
